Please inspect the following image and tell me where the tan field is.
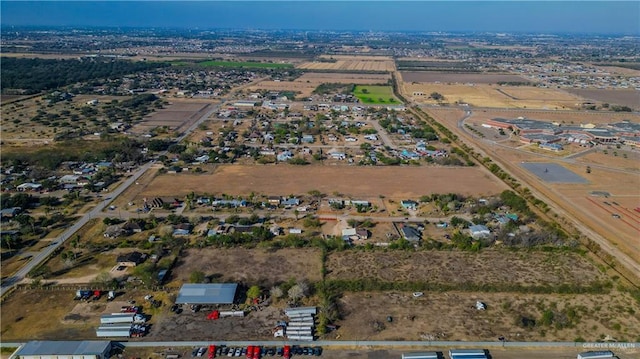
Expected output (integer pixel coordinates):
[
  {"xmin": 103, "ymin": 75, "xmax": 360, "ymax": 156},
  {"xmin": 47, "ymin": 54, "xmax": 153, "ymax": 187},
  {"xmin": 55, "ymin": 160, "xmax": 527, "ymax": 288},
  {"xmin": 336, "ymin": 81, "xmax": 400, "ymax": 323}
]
[
  {"xmin": 168, "ymin": 248, "xmax": 323, "ymax": 288},
  {"xmin": 403, "ymin": 83, "xmax": 582, "ymax": 109},
  {"xmin": 334, "ymin": 290, "xmax": 640, "ymax": 342},
  {"xmin": 401, "ymin": 71, "xmax": 528, "ymax": 84},
  {"xmin": 137, "ymin": 164, "xmax": 509, "ymax": 200},
  {"xmin": 130, "ymin": 100, "xmax": 215, "ymax": 135},
  {"xmin": 298, "ymin": 55, "xmax": 395, "ymax": 72},
  {"xmin": 246, "ymin": 72, "xmax": 391, "ymax": 98},
  {"xmin": 326, "ymin": 249, "xmax": 607, "ymax": 287},
  {"xmin": 566, "ymin": 88, "xmax": 640, "ymax": 110}
]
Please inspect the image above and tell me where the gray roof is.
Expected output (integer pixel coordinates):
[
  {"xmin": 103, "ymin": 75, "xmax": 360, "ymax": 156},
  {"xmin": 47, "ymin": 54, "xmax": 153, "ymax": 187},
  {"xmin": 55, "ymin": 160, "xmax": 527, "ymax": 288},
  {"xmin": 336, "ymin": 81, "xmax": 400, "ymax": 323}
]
[
  {"xmin": 176, "ymin": 283, "xmax": 238, "ymax": 304},
  {"xmin": 17, "ymin": 341, "xmax": 111, "ymax": 357}
]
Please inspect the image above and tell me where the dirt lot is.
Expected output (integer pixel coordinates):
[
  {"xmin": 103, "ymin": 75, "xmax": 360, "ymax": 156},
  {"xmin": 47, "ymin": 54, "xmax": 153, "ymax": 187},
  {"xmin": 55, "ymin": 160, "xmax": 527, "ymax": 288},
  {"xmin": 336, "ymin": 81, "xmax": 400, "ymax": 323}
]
[
  {"xmin": 403, "ymin": 83, "xmax": 582, "ymax": 109},
  {"xmin": 333, "ymin": 290, "xmax": 640, "ymax": 342},
  {"xmin": 426, "ymin": 107, "xmax": 640, "ymax": 275},
  {"xmin": 326, "ymin": 249, "xmax": 606, "ymax": 287},
  {"xmin": 298, "ymin": 56, "xmax": 395, "ymax": 72},
  {"xmin": 137, "ymin": 164, "xmax": 508, "ymax": 199},
  {"xmin": 168, "ymin": 248, "xmax": 323, "ymax": 288},
  {"xmin": 401, "ymin": 72, "xmax": 528, "ymax": 84},
  {"xmin": 130, "ymin": 100, "xmax": 215, "ymax": 135},
  {"xmin": 246, "ymin": 72, "xmax": 391, "ymax": 98},
  {"xmin": 565, "ymin": 88, "xmax": 640, "ymax": 110},
  {"xmin": 466, "ymin": 107, "xmax": 640, "ymax": 125}
]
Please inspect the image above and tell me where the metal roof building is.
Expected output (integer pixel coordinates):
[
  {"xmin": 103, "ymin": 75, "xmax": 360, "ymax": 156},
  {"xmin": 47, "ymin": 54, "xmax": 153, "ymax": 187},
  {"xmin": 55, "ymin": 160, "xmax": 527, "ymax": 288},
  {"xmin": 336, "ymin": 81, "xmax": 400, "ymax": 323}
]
[
  {"xmin": 16, "ymin": 341, "xmax": 111, "ymax": 359},
  {"xmin": 175, "ymin": 283, "xmax": 238, "ymax": 304}
]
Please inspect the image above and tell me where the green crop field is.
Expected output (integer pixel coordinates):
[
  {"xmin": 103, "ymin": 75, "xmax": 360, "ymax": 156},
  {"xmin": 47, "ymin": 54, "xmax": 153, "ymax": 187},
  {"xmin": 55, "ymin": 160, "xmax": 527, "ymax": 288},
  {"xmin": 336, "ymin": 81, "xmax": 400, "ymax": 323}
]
[
  {"xmin": 353, "ymin": 85, "xmax": 401, "ymax": 104},
  {"xmin": 197, "ymin": 60, "xmax": 293, "ymax": 69}
]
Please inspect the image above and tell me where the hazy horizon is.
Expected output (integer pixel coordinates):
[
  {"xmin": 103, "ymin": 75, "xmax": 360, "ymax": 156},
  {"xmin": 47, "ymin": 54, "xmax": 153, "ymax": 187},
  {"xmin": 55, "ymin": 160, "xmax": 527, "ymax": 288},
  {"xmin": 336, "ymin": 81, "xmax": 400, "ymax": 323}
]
[{"xmin": 1, "ymin": 1, "xmax": 639, "ymax": 35}]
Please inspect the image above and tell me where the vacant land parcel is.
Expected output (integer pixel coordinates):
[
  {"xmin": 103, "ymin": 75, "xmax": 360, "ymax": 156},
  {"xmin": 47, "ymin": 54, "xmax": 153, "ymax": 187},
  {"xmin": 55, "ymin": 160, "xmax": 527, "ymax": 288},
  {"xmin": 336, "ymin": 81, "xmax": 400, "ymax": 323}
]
[
  {"xmin": 247, "ymin": 72, "xmax": 391, "ymax": 98},
  {"xmin": 353, "ymin": 85, "xmax": 401, "ymax": 104},
  {"xmin": 137, "ymin": 165, "xmax": 508, "ymax": 199},
  {"xmin": 566, "ymin": 88, "xmax": 640, "ymax": 110},
  {"xmin": 129, "ymin": 100, "xmax": 214, "ymax": 135},
  {"xmin": 400, "ymin": 71, "xmax": 585, "ymax": 109},
  {"xmin": 401, "ymin": 72, "xmax": 528, "ymax": 84},
  {"xmin": 298, "ymin": 55, "xmax": 395, "ymax": 72},
  {"xmin": 169, "ymin": 248, "xmax": 323, "ymax": 288}
]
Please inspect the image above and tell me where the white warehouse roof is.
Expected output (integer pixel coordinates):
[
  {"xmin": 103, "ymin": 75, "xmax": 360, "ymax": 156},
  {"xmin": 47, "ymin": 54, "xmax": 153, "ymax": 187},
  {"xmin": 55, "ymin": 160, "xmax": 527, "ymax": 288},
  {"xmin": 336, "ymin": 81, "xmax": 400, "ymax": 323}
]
[
  {"xmin": 17, "ymin": 341, "xmax": 111, "ymax": 358},
  {"xmin": 176, "ymin": 283, "xmax": 238, "ymax": 304}
]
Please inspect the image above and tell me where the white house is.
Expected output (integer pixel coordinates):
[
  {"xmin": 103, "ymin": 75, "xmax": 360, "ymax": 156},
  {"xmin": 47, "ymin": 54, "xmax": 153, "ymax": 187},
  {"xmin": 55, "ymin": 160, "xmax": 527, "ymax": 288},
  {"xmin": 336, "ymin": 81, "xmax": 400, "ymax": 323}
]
[{"xmin": 469, "ymin": 224, "xmax": 491, "ymax": 239}]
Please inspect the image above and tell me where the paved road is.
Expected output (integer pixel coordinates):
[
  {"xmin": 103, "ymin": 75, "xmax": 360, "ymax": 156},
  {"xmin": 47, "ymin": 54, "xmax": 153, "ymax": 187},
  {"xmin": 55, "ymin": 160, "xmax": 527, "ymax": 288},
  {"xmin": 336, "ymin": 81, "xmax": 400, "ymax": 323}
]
[
  {"xmin": 0, "ymin": 161, "xmax": 152, "ymax": 296},
  {"xmin": 3, "ymin": 340, "xmax": 638, "ymax": 349},
  {"xmin": 0, "ymin": 97, "xmax": 226, "ymax": 297}
]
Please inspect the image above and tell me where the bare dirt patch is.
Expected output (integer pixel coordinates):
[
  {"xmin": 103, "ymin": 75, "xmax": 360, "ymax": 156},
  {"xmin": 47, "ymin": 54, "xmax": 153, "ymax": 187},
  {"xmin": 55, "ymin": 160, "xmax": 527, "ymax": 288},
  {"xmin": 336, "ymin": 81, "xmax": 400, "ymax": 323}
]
[
  {"xmin": 326, "ymin": 249, "xmax": 606, "ymax": 287},
  {"xmin": 169, "ymin": 247, "xmax": 323, "ymax": 288},
  {"xmin": 334, "ymin": 290, "xmax": 640, "ymax": 342},
  {"xmin": 1, "ymin": 289, "xmax": 96, "ymax": 341},
  {"xmin": 298, "ymin": 56, "xmax": 395, "ymax": 72},
  {"xmin": 565, "ymin": 88, "xmax": 640, "ymax": 110},
  {"xmin": 130, "ymin": 101, "xmax": 215, "ymax": 135},
  {"xmin": 403, "ymin": 83, "xmax": 581, "ymax": 109},
  {"xmin": 137, "ymin": 164, "xmax": 508, "ymax": 199},
  {"xmin": 401, "ymin": 72, "xmax": 528, "ymax": 84},
  {"xmin": 246, "ymin": 72, "xmax": 391, "ymax": 98}
]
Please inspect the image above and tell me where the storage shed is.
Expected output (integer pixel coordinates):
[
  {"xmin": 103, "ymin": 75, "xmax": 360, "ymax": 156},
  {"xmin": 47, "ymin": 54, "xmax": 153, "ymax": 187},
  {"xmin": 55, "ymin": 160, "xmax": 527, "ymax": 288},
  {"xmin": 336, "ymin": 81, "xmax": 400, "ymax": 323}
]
[
  {"xmin": 401, "ymin": 352, "xmax": 440, "ymax": 359},
  {"xmin": 16, "ymin": 341, "xmax": 111, "ymax": 359},
  {"xmin": 577, "ymin": 351, "xmax": 615, "ymax": 359},
  {"xmin": 175, "ymin": 283, "xmax": 238, "ymax": 305},
  {"xmin": 448, "ymin": 349, "xmax": 487, "ymax": 359}
]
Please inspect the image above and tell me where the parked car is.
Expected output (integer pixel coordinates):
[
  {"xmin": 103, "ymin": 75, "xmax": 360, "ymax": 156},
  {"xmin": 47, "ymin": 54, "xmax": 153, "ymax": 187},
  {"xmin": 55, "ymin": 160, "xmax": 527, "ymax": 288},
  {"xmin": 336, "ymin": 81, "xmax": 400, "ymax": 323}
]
[
  {"xmin": 312, "ymin": 347, "xmax": 322, "ymax": 356},
  {"xmin": 196, "ymin": 347, "xmax": 206, "ymax": 357},
  {"xmin": 283, "ymin": 346, "xmax": 291, "ymax": 359}
]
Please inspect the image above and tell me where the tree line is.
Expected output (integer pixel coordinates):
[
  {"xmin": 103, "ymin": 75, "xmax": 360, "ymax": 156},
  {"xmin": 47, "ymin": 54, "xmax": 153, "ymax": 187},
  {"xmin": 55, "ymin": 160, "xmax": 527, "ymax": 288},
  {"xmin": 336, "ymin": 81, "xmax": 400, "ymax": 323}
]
[{"xmin": 1, "ymin": 57, "xmax": 170, "ymax": 93}]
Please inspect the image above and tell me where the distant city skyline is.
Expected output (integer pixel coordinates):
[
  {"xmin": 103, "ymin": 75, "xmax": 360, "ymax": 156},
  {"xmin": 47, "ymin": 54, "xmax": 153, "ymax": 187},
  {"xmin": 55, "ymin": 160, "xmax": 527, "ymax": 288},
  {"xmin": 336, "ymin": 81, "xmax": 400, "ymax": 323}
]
[{"xmin": 1, "ymin": 1, "xmax": 639, "ymax": 35}]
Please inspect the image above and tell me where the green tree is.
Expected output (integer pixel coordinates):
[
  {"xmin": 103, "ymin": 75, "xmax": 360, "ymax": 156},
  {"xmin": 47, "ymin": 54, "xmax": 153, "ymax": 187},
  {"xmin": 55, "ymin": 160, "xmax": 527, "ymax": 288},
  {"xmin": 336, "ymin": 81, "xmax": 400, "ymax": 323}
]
[
  {"xmin": 189, "ymin": 270, "xmax": 206, "ymax": 283},
  {"xmin": 247, "ymin": 285, "xmax": 261, "ymax": 300}
]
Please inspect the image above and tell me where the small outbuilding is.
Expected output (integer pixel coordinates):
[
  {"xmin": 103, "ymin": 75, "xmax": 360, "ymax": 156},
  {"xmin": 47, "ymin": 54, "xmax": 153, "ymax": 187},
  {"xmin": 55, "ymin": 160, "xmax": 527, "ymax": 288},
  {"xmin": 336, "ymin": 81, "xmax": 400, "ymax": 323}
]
[
  {"xmin": 175, "ymin": 283, "xmax": 238, "ymax": 305},
  {"xmin": 16, "ymin": 341, "xmax": 112, "ymax": 359}
]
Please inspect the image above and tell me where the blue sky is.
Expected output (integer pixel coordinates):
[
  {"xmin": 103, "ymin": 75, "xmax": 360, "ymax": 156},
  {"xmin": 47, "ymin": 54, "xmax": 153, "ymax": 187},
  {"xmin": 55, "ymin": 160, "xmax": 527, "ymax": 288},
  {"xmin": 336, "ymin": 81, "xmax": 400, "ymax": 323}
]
[{"xmin": 1, "ymin": 1, "xmax": 639, "ymax": 34}]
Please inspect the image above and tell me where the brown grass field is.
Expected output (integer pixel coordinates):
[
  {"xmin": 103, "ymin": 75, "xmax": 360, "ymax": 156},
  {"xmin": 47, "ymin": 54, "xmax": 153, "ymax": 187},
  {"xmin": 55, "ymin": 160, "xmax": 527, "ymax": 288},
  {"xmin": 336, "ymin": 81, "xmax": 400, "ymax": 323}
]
[
  {"xmin": 403, "ymin": 83, "xmax": 582, "ymax": 109},
  {"xmin": 426, "ymin": 108, "xmax": 640, "ymax": 274},
  {"xmin": 246, "ymin": 72, "xmax": 391, "ymax": 98},
  {"xmin": 298, "ymin": 56, "xmax": 395, "ymax": 72},
  {"xmin": 129, "ymin": 100, "xmax": 215, "ymax": 135},
  {"xmin": 401, "ymin": 72, "xmax": 528, "ymax": 84},
  {"xmin": 326, "ymin": 249, "xmax": 606, "ymax": 287},
  {"xmin": 137, "ymin": 164, "xmax": 508, "ymax": 200},
  {"xmin": 334, "ymin": 290, "xmax": 640, "ymax": 342},
  {"xmin": 565, "ymin": 88, "xmax": 640, "ymax": 110},
  {"xmin": 168, "ymin": 247, "xmax": 323, "ymax": 288}
]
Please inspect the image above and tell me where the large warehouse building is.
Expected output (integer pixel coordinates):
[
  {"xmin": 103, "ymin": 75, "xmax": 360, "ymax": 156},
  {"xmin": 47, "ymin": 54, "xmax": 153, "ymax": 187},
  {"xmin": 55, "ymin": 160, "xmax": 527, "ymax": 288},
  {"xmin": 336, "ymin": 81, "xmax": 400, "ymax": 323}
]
[
  {"xmin": 175, "ymin": 283, "xmax": 238, "ymax": 305},
  {"xmin": 15, "ymin": 341, "xmax": 111, "ymax": 359}
]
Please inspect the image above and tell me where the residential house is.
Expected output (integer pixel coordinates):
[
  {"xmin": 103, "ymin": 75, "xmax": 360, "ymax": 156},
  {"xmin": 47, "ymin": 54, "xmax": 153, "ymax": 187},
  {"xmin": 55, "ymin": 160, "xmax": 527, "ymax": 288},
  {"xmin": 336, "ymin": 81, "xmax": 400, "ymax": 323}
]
[
  {"xmin": 172, "ymin": 223, "xmax": 191, "ymax": 236},
  {"xmin": 469, "ymin": 224, "xmax": 491, "ymax": 239},
  {"xmin": 401, "ymin": 225, "xmax": 421, "ymax": 242},
  {"xmin": 281, "ymin": 197, "xmax": 300, "ymax": 207},
  {"xmin": 267, "ymin": 196, "xmax": 281, "ymax": 206},
  {"xmin": 301, "ymin": 135, "xmax": 314, "ymax": 143},
  {"xmin": 401, "ymin": 200, "xmax": 419, "ymax": 210},
  {"xmin": 103, "ymin": 225, "xmax": 129, "ymax": 238},
  {"xmin": 289, "ymin": 228, "xmax": 302, "ymax": 234},
  {"xmin": 16, "ymin": 183, "xmax": 42, "ymax": 192},
  {"xmin": 117, "ymin": 251, "xmax": 146, "ymax": 267},
  {"xmin": 0, "ymin": 207, "xmax": 21, "ymax": 219}
]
